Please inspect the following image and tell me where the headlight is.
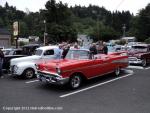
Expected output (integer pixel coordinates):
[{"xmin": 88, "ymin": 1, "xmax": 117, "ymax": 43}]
[
  {"xmin": 56, "ymin": 68, "xmax": 61, "ymax": 75},
  {"xmin": 14, "ymin": 65, "xmax": 18, "ymax": 72},
  {"xmin": 137, "ymin": 55, "xmax": 141, "ymax": 59}
]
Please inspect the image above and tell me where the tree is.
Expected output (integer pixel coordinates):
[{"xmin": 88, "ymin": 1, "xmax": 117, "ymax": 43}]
[
  {"xmin": 136, "ymin": 3, "xmax": 150, "ymax": 41},
  {"xmin": 89, "ymin": 22, "xmax": 119, "ymax": 41},
  {"xmin": 44, "ymin": 0, "xmax": 77, "ymax": 43}
]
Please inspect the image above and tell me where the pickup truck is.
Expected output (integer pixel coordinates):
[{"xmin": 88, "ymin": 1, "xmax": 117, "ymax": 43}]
[{"xmin": 10, "ymin": 46, "xmax": 62, "ymax": 79}]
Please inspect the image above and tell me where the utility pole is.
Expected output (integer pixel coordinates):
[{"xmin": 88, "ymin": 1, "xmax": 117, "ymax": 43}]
[
  {"xmin": 43, "ymin": 20, "xmax": 47, "ymax": 46},
  {"xmin": 122, "ymin": 24, "xmax": 126, "ymax": 37},
  {"xmin": 97, "ymin": 15, "xmax": 101, "ymax": 41}
]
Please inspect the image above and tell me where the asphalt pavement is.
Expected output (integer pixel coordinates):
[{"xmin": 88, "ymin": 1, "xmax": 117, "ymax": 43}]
[{"xmin": 0, "ymin": 66, "xmax": 150, "ymax": 113}]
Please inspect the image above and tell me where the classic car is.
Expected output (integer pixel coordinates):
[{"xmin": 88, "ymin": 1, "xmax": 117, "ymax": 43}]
[
  {"xmin": 2, "ymin": 49, "xmax": 26, "ymax": 71},
  {"xmin": 36, "ymin": 49, "xmax": 128, "ymax": 89},
  {"xmin": 128, "ymin": 44, "xmax": 150, "ymax": 66},
  {"xmin": 2, "ymin": 44, "xmax": 40, "ymax": 71},
  {"xmin": 22, "ymin": 44, "xmax": 40, "ymax": 55},
  {"xmin": 10, "ymin": 46, "xmax": 62, "ymax": 79}
]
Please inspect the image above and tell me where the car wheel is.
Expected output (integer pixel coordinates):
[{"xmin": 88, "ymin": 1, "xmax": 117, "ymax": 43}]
[
  {"xmin": 142, "ymin": 59, "xmax": 147, "ymax": 67},
  {"xmin": 115, "ymin": 67, "xmax": 120, "ymax": 76},
  {"xmin": 23, "ymin": 68, "xmax": 35, "ymax": 79},
  {"xmin": 69, "ymin": 74, "xmax": 82, "ymax": 89}
]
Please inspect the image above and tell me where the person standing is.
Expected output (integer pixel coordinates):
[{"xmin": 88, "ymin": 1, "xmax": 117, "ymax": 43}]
[
  {"xmin": 55, "ymin": 44, "xmax": 64, "ymax": 59},
  {"xmin": 89, "ymin": 43, "xmax": 97, "ymax": 55},
  {"xmin": 0, "ymin": 49, "xmax": 4, "ymax": 78},
  {"xmin": 103, "ymin": 42, "xmax": 108, "ymax": 54},
  {"xmin": 97, "ymin": 41, "xmax": 104, "ymax": 54},
  {"xmin": 62, "ymin": 44, "xmax": 70, "ymax": 59}
]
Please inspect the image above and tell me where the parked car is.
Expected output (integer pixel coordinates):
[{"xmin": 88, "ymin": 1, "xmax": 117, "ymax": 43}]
[
  {"xmin": 3, "ymin": 49, "xmax": 26, "ymax": 70},
  {"xmin": 2, "ymin": 44, "xmax": 40, "ymax": 71},
  {"xmin": 10, "ymin": 46, "xmax": 62, "ymax": 79},
  {"xmin": 36, "ymin": 49, "xmax": 128, "ymax": 89},
  {"xmin": 22, "ymin": 44, "xmax": 40, "ymax": 55},
  {"xmin": 128, "ymin": 44, "xmax": 150, "ymax": 66}
]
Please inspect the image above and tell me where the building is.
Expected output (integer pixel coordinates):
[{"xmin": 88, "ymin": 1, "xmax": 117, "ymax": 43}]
[
  {"xmin": 121, "ymin": 37, "xmax": 136, "ymax": 43},
  {"xmin": 0, "ymin": 28, "xmax": 11, "ymax": 48}
]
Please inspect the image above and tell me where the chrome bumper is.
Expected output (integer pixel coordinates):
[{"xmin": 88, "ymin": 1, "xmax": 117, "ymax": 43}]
[
  {"xmin": 129, "ymin": 57, "xmax": 142, "ymax": 64},
  {"xmin": 37, "ymin": 71, "xmax": 69, "ymax": 85}
]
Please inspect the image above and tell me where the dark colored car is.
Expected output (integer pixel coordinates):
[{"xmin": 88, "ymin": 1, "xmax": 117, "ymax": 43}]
[
  {"xmin": 3, "ymin": 44, "xmax": 40, "ymax": 71},
  {"xmin": 128, "ymin": 44, "xmax": 150, "ymax": 66},
  {"xmin": 22, "ymin": 44, "xmax": 40, "ymax": 55},
  {"xmin": 3, "ymin": 49, "xmax": 26, "ymax": 70}
]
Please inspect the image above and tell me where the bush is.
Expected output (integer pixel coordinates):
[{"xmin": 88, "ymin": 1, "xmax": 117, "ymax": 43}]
[
  {"xmin": 19, "ymin": 41, "xmax": 28, "ymax": 47},
  {"xmin": 145, "ymin": 37, "xmax": 150, "ymax": 44}
]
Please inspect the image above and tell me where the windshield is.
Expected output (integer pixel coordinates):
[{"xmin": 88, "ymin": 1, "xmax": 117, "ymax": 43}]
[
  {"xmin": 35, "ymin": 49, "xmax": 43, "ymax": 56},
  {"xmin": 66, "ymin": 50, "xmax": 90, "ymax": 60},
  {"xmin": 131, "ymin": 46, "xmax": 148, "ymax": 52},
  {"xmin": 3, "ymin": 50, "xmax": 11, "ymax": 55}
]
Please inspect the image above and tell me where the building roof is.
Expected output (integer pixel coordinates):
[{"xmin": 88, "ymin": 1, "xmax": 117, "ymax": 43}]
[{"xmin": 0, "ymin": 28, "xmax": 11, "ymax": 35}]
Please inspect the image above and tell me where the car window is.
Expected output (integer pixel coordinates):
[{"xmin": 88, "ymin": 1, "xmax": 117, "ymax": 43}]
[
  {"xmin": 44, "ymin": 50, "xmax": 54, "ymax": 56},
  {"xmin": 66, "ymin": 50, "xmax": 90, "ymax": 59},
  {"xmin": 15, "ymin": 50, "xmax": 22, "ymax": 55},
  {"xmin": 9, "ymin": 51, "xmax": 14, "ymax": 55},
  {"xmin": 132, "ymin": 46, "xmax": 148, "ymax": 52},
  {"xmin": 35, "ymin": 49, "xmax": 43, "ymax": 56}
]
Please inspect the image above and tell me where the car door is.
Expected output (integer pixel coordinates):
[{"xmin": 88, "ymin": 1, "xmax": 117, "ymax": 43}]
[{"xmin": 88, "ymin": 56, "xmax": 111, "ymax": 78}]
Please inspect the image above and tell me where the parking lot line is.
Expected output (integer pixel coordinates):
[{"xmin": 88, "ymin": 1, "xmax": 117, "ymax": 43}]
[
  {"xmin": 145, "ymin": 67, "xmax": 150, "ymax": 70},
  {"xmin": 60, "ymin": 73, "xmax": 133, "ymax": 98},
  {"xmin": 25, "ymin": 80, "xmax": 39, "ymax": 84}
]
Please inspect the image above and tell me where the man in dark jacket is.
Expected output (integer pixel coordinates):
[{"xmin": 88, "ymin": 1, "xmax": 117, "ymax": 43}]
[
  {"xmin": 89, "ymin": 43, "xmax": 97, "ymax": 55},
  {"xmin": 0, "ymin": 49, "xmax": 4, "ymax": 77},
  {"xmin": 103, "ymin": 42, "xmax": 108, "ymax": 54}
]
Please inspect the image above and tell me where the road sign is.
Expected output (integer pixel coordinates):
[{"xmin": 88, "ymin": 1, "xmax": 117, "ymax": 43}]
[{"xmin": 13, "ymin": 21, "xmax": 19, "ymax": 36}]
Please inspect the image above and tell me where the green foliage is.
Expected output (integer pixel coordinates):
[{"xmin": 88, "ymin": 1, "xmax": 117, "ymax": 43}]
[
  {"xmin": 44, "ymin": 0, "xmax": 77, "ymax": 43},
  {"xmin": 19, "ymin": 41, "xmax": 28, "ymax": 47},
  {"xmin": 134, "ymin": 3, "xmax": 150, "ymax": 41},
  {"xmin": 145, "ymin": 37, "xmax": 150, "ymax": 44},
  {"xmin": 89, "ymin": 22, "xmax": 120, "ymax": 41},
  {"xmin": 1, "ymin": 1, "xmax": 150, "ymax": 43}
]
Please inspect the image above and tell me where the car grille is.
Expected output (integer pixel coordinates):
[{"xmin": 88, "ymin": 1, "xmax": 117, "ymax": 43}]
[
  {"xmin": 129, "ymin": 57, "xmax": 137, "ymax": 61},
  {"xmin": 10, "ymin": 65, "xmax": 15, "ymax": 74},
  {"xmin": 38, "ymin": 71, "xmax": 57, "ymax": 78}
]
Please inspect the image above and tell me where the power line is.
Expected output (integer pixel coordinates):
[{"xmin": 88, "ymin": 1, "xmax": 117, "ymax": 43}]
[{"xmin": 115, "ymin": 0, "xmax": 125, "ymax": 11}]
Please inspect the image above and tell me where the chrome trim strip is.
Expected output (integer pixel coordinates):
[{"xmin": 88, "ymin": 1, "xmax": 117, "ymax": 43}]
[
  {"xmin": 37, "ymin": 70, "xmax": 61, "ymax": 77},
  {"xmin": 112, "ymin": 58, "xmax": 128, "ymax": 64}
]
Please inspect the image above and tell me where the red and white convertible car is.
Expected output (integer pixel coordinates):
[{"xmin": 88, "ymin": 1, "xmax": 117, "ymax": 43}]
[{"xmin": 36, "ymin": 49, "xmax": 128, "ymax": 89}]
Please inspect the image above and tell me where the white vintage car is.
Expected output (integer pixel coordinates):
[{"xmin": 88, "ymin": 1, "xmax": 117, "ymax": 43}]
[{"xmin": 10, "ymin": 46, "xmax": 62, "ymax": 79}]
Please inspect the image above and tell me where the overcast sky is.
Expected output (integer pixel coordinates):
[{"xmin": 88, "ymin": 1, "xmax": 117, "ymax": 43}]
[{"xmin": 1, "ymin": 0, "xmax": 150, "ymax": 15}]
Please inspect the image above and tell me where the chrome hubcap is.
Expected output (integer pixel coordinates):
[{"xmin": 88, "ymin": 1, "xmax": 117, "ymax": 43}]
[
  {"xmin": 71, "ymin": 76, "xmax": 81, "ymax": 88},
  {"xmin": 142, "ymin": 59, "xmax": 146, "ymax": 66},
  {"xmin": 115, "ymin": 67, "xmax": 120, "ymax": 75},
  {"xmin": 26, "ymin": 70, "xmax": 34, "ymax": 78}
]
